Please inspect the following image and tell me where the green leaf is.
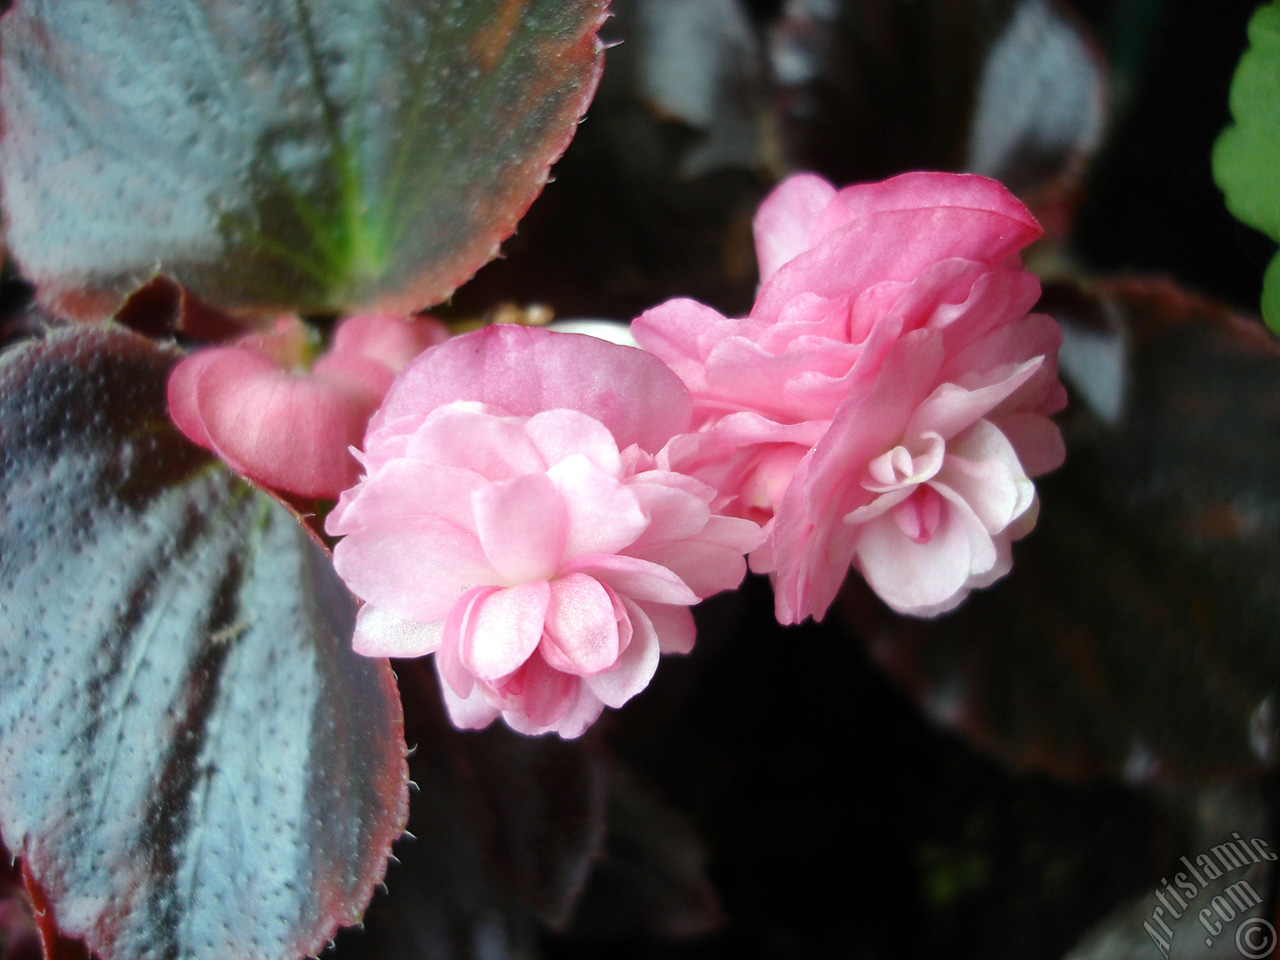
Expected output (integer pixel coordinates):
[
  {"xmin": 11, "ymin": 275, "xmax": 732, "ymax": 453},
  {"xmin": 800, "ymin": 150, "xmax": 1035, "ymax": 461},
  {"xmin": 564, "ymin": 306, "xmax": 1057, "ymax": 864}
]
[
  {"xmin": 1213, "ymin": 1, "xmax": 1280, "ymax": 331},
  {"xmin": 0, "ymin": 0, "xmax": 607, "ymax": 319},
  {"xmin": 0, "ymin": 324, "xmax": 409, "ymax": 959}
]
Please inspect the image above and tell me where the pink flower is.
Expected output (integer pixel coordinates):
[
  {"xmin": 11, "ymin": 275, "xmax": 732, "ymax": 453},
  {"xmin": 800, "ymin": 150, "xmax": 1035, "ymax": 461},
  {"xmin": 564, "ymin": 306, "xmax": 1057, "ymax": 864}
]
[
  {"xmin": 326, "ymin": 325, "xmax": 763, "ymax": 738},
  {"xmin": 633, "ymin": 172, "xmax": 1066, "ymax": 622},
  {"xmin": 167, "ymin": 312, "xmax": 449, "ymax": 498}
]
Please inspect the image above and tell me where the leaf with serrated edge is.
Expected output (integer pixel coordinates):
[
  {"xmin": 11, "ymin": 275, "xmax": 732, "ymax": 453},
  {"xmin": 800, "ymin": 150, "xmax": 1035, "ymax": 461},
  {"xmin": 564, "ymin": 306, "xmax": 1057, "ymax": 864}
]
[
  {"xmin": 0, "ymin": 0, "xmax": 607, "ymax": 319},
  {"xmin": 0, "ymin": 324, "xmax": 408, "ymax": 959}
]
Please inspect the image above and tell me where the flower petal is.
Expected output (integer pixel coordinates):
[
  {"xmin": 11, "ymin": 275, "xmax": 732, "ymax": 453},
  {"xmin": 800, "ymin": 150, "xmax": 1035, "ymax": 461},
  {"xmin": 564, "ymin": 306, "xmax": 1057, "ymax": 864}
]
[
  {"xmin": 437, "ymin": 666, "xmax": 502, "ymax": 730},
  {"xmin": 548, "ymin": 455, "xmax": 649, "ymax": 559},
  {"xmin": 332, "ymin": 517, "xmax": 496, "ymax": 622},
  {"xmin": 525, "ymin": 408, "xmax": 623, "ymax": 474},
  {"xmin": 373, "ymin": 324, "xmax": 693, "ymax": 453},
  {"xmin": 542, "ymin": 573, "xmax": 622, "ymax": 675},
  {"xmin": 753, "ymin": 172, "xmax": 837, "ymax": 281},
  {"xmin": 403, "ymin": 403, "xmax": 545, "ymax": 478},
  {"xmin": 473, "ymin": 473, "xmax": 568, "ymax": 583},
  {"xmin": 351, "ymin": 605, "xmax": 444, "ymax": 658},
  {"xmin": 584, "ymin": 599, "xmax": 661, "ymax": 708},
  {"xmin": 192, "ymin": 348, "xmax": 376, "ymax": 497},
  {"xmin": 568, "ymin": 554, "xmax": 700, "ymax": 605},
  {"xmin": 462, "ymin": 581, "xmax": 550, "ymax": 681},
  {"xmin": 517, "ymin": 652, "xmax": 579, "ymax": 728},
  {"xmin": 852, "ymin": 505, "xmax": 974, "ymax": 615},
  {"xmin": 326, "ymin": 460, "xmax": 483, "ymax": 536},
  {"xmin": 328, "ymin": 312, "xmax": 450, "ymax": 372},
  {"xmin": 639, "ymin": 602, "xmax": 697, "ymax": 655}
]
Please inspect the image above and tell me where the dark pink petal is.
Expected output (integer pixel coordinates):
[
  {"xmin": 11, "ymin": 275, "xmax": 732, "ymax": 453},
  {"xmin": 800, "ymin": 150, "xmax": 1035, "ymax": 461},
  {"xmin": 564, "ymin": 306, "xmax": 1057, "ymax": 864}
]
[
  {"xmin": 518, "ymin": 653, "xmax": 579, "ymax": 728},
  {"xmin": 767, "ymin": 332, "xmax": 942, "ymax": 624},
  {"xmin": 189, "ymin": 347, "xmax": 377, "ymax": 498},
  {"xmin": 372, "ymin": 325, "xmax": 693, "ymax": 453},
  {"xmin": 813, "ymin": 172, "xmax": 1041, "ymax": 242},
  {"xmin": 473, "ymin": 473, "xmax": 568, "ymax": 583},
  {"xmin": 752, "ymin": 205, "xmax": 1042, "ymax": 327},
  {"xmin": 166, "ymin": 348, "xmax": 221, "ymax": 448},
  {"xmin": 311, "ymin": 351, "xmax": 396, "ymax": 403},
  {"xmin": 329, "ymin": 312, "xmax": 450, "ymax": 372}
]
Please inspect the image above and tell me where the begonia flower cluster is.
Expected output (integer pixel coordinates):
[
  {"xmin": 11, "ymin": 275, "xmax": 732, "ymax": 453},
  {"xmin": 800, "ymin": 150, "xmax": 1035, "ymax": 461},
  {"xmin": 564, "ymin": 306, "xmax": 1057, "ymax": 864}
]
[
  {"xmin": 167, "ymin": 171, "xmax": 1066, "ymax": 738},
  {"xmin": 634, "ymin": 172, "xmax": 1066, "ymax": 622}
]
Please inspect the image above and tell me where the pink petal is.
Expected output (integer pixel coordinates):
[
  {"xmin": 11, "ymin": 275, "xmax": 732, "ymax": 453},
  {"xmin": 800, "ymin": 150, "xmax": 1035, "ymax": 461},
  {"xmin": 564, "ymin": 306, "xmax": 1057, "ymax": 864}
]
[
  {"xmin": 631, "ymin": 298, "xmax": 732, "ymax": 388},
  {"xmin": 904, "ymin": 358, "xmax": 1042, "ymax": 443},
  {"xmin": 235, "ymin": 315, "xmax": 310, "ymax": 367},
  {"xmin": 525, "ymin": 408, "xmax": 623, "ymax": 474},
  {"xmin": 329, "ymin": 312, "xmax": 450, "ymax": 372},
  {"xmin": 542, "ymin": 573, "xmax": 622, "ymax": 675},
  {"xmin": 637, "ymin": 601, "xmax": 697, "ymax": 655},
  {"xmin": 332, "ymin": 517, "xmax": 496, "ymax": 622},
  {"xmin": 462, "ymin": 581, "xmax": 550, "ymax": 681},
  {"xmin": 547, "ymin": 455, "xmax": 649, "ymax": 559},
  {"xmin": 372, "ymin": 325, "xmax": 693, "ymax": 454},
  {"xmin": 813, "ymin": 172, "xmax": 1041, "ymax": 242},
  {"xmin": 567, "ymin": 554, "xmax": 700, "ymax": 605},
  {"xmin": 351, "ymin": 605, "xmax": 443, "ymax": 658},
  {"xmin": 166, "ymin": 348, "xmax": 220, "ymax": 448},
  {"xmin": 627, "ymin": 515, "xmax": 761, "ymax": 598},
  {"xmin": 437, "ymin": 586, "xmax": 497, "ymax": 697},
  {"xmin": 190, "ymin": 347, "xmax": 376, "ymax": 498},
  {"xmin": 991, "ymin": 411, "xmax": 1066, "ymax": 477},
  {"xmin": 517, "ymin": 653, "xmax": 579, "ymax": 728},
  {"xmin": 501, "ymin": 680, "xmax": 605, "ymax": 738},
  {"xmin": 584, "ymin": 599, "xmax": 661, "ymax": 708},
  {"xmin": 936, "ymin": 420, "xmax": 1034, "ymax": 533},
  {"xmin": 624, "ymin": 479, "xmax": 712, "ymax": 545},
  {"xmin": 853, "ymin": 505, "xmax": 974, "ymax": 614},
  {"xmin": 403, "ymin": 403, "xmax": 545, "ymax": 479},
  {"xmin": 325, "ymin": 460, "xmax": 483, "ymax": 537},
  {"xmin": 437, "ymin": 666, "xmax": 502, "ymax": 730},
  {"xmin": 473, "ymin": 473, "xmax": 568, "ymax": 583},
  {"xmin": 312, "ymin": 351, "xmax": 396, "ymax": 403},
  {"xmin": 753, "ymin": 172, "xmax": 837, "ymax": 281},
  {"xmin": 753, "ymin": 202, "xmax": 1042, "ymax": 327}
]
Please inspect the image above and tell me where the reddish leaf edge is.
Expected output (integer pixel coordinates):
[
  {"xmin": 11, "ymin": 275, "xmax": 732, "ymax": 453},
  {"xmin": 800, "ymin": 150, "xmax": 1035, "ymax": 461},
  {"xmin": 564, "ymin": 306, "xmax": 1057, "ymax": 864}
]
[
  {"xmin": 353, "ymin": 3, "xmax": 612, "ymax": 320},
  {"xmin": 0, "ymin": 321, "xmax": 412, "ymax": 959}
]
